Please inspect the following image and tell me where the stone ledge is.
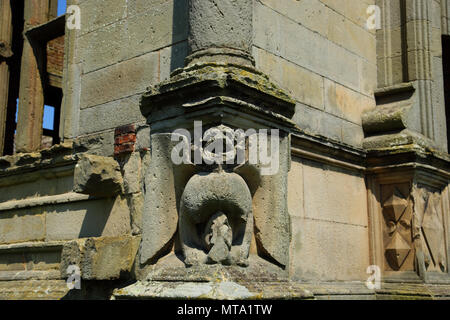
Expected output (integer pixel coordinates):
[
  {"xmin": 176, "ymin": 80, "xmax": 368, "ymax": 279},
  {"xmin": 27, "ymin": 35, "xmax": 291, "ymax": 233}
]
[
  {"xmin": 0, "ymin": 141, "xmax": 75, "ymax": 177},
  {"xmin": 61, "ymin": 235, "xmax": 141, "ymax": 281},
  {"xmin": 113, "ymin": 281, "xmax": 450, "ymax": 300},
  {"xmin": 0, "ymin": 270, "xmax": 61, "ymax": 281},
  {"xmin": 0, "ymin": 240, "xmax": 65, "ymax": 252},
  {"xmin": 141, "ymin": 62, "xmax": 296, "ymax": 121},
  {"xmin": 113, "ymin": 280, "xmax": 314, "ymax": 300},
  {"xmin": 0, "ymin": 280, "xmax": 69, "ymax": 300},
  {"xmin": 0, "ymin": 241, "xmax": 65, "ymax": 281},
  {"xmin": 363, "ymin": 129, "xmax": 447, "ymax": 157},
  {"xmin": 0, "ymin": 193, "xmax": 91, "ymax": 212},
  {"xmin": 374, "ymin": 82, "xmax": 416, "ymax": 98},
  {"xmin": 140, "ymin": 254, "xmax": 288, "ymax": 284},
  {"xmin": 0, "ymin": 236, "xmax": 140, "ymax": 283}
]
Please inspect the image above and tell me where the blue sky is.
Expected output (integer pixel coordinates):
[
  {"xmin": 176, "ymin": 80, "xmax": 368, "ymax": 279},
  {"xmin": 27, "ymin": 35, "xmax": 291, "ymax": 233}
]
[
  {"xmin": 57, "ymin": 0, "xmax": 67, "ymax": 16},
  {"xmin": 15, "ymin": 102, "xmax": 54, "ymax": 131},
  {"xmin": 43, "ymin": 106, "xmax": 55, "ymax": 130}
]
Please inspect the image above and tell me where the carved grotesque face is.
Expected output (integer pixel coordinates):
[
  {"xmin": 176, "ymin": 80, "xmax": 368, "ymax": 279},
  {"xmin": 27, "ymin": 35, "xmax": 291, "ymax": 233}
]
[
  {"xmin": 179, "ymin": 171, "xmax": 253, "ymax": 267},
  {"xmin": 202, "ymin": 212, "xmax": 233, "ymax": 264}
]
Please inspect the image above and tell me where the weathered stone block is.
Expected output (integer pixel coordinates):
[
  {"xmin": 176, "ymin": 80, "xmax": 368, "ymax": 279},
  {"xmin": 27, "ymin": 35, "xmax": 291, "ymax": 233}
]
[
  {"xmin": 359, "ymin": 60, "xmax": 377, "ymax": 96},
  {"xmin": 0, "ymin": 174, "xmax": 74, "ymax": 203},
  {"xmin": 159, "ymin": 41, "xmax": 189, "ymax": 81},
  {"xmin": 135, "ymin": 125, "xmax": 150, "ymax": 152},
  {"xmin": 290, "ymin": 216, "xmax": 370, "ymax": 281},
  {"xmin": 341, "ymin": 120, "xmax": 365, "ymax": 147},
  {"xmin": 123, "ymin": 0, "xmax": 188, "ymax": 61},
  {"xmin": 127, "ymin": 0, "xmax": 172, "ymax": 18},
  {"xmin": 0, "ymin": 242, "xmax": 63, "ymax": 283},
  {"xmin": 46, "ymin": 197, "xmax": 131, "ymax": 241},
  {"xmin": 293, "ymin": 103, "xmax": 341, "ymax": 142},
  {"xmin": 80, "ymin": 52, "xmax": 159, "ymax": 110},
  {"xmin": 254, "ymin": 47, "xmax": 325, "ymax": 110},
  {"xmin": 189, "ymin": 0, "xmax": 252, "ymax": 53},
  {"xmin": 81, "ymin": 236, "xmax": 140, "ymax": 280},
  {"xmin": 59, "ymin": 236, "xmax": 140, "ymax": 280},
  {"xmin": 73, "ymin": 131, "xmax": 115, "ymax": 157},
  {"xmin": 324, "ymin": 78, "xmax": 375, "ymax": 125},
  {"xmin": 128, "ymin": 192, "xmax": 144, "ymax": 236},
  {"xmin": 0, "ymin": 280, "xmax": 69, "ymax": 300},
  {"xmin": 260, "ymin": 0, "xmax": 328, "ymax": 37},
  {"xmin": 287, "ymin": 158, "xmax": 304, "ymax": 218},
  {"xmin": 60, "ymin": 240, "xmax": 82, "ymax": 278},
  {"xmin": 79, "ymin": 0, "xmax": 127, "ymax": 35},
  {"xmin": 327, "ymin": 8, "xmax": 376, "ymax": 62},
  {"xmin": 254, "ymin": 2, "xmax": 361, "ymax": 92},
  {"xmin": 302, "ymin": 159, "xmax": 368, "ymax": 227},
  {"xmin": 140, "ymin": 134, "xmax": 179, "ymax": 265},
  {"xmin": 78, "ymin": 19, "xmax": 127, "ymax": 73},
  {"xmin": 0, "ymin": 208, "xmax": 45, "ymax": 244},
  {"xmin": 79, "ymin": 96, "xmax": 146, "ymax": 136},
  {"xmin": 252, "ymin": 135, "xmax": 291, "ymax": 268},
  {"xmin": 121, "ymin": 152, "xmax": 142, "ymax": 194},
  {"xmin": 73, "ymin": 154, "xmax": 123, "ymax": 197},
  {"xmin": 321, "ymin": 0, "xmax": 373, "ymax": 29}
]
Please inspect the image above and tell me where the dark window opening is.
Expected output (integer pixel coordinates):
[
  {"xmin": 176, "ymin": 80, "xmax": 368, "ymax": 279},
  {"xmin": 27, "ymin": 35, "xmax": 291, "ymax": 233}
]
[
  {"xmin": 1, "ymin": 0, "xmax": 65, "ymax": 156},
  {"xmin": 443, "ymin": 35, "xmax": 450, "ymax": 153},
  {"xmin": 3, "ymin": 0, "xmax": 24, "ymax": 156},
  {"xmin": 57, "ymin": 0, "xmax": 67, "ymax": 17}
]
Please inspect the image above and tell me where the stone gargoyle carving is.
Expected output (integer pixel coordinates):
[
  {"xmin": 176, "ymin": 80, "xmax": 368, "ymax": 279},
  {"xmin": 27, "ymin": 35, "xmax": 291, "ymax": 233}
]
[
  {"xmin": 180, "ymin": 172, "xmax": 253, "ymax": 266},
  {"xmin": 179, "ymin": 125, "xmax": 254, "ymax": 267},
  {"xmin": 140, "ymin": 124, "xmax": 291, "ymax": 270}
]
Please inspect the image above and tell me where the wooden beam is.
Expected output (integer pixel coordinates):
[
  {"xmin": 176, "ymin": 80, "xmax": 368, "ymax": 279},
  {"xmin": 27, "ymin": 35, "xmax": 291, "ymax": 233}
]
[
  {"xmin": 49, "ymin": 0, "xmax": 59, "ymax": 20},
  {"xmin": 0, "ymin": 0, "xmax": 13, "ymax": 155},
  {"xmin": 15, "ymin": 0, "xmax": 51, "ymax": 153}
]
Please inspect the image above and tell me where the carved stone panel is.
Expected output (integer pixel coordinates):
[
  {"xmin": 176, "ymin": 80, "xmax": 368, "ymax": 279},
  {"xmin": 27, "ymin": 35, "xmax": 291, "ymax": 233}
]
[
  {"xmin": 139, "ymin": 123, "xmax": 292, "ymax": 279},
  {"xmin": 381, "ymin": 183, "xmax": 414, "ymax": 272},
  {"xmin": 413, "ymin": 186, "xmax": 447, "ymax": 273},
  {"xmin": 369, "ymin": 170, "xmax": 449, "ymax": 282},
  {"xmin": 179, "ymin": 171, "xmax": 253, "ymax": 267}
]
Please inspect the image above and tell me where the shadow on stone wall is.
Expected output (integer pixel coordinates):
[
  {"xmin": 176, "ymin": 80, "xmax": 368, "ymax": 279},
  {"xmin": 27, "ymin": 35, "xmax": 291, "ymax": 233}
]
[{"xmin": 170, "ymin": 0, "xmax": 189, "ymax": 73}]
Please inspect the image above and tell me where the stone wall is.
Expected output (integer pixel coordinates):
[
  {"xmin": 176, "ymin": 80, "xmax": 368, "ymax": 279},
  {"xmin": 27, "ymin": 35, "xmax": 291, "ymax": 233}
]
[
  {"xmin": 288, "ymin": 157, "xmax": 370, "ymax": 281},
  {"xmin": 252, "ymin": 3, "xmax": 378, "ymax": 284},
  {"xmin": 65, "ymin": 0, "xmax": 189, "ymax": 143},
  {"xmin": 0, "ymin": 0, "xmax": 448, "ymax": 300},
  {"xmin": 67, "ymin": 0, "xmax": 378, "ymax": 149},
  {"xmin": 254, "ymin": 0, "xmax": 377, "ymax": 147}
]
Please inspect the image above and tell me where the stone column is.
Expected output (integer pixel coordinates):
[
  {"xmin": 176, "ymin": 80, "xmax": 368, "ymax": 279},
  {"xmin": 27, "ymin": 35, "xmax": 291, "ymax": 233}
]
[
  {"xmin": 186, "ymin": 0, "xmax": 254, "ymax": 66},
  {"xmin": 365, "ymin": 0, "xmax": 448, "ymax": 152},
  {"xmin": 404, "ymin": 0, "xmax": 435, "ymax": 140},
  {"xmin": 365, "ymin": 0, "xmax": 450, "ymax": 284},
  {"xmin": 49, "ymin": 0, "xmax": 59, "ymax": 20},
  {"xmin": 15, "ymin": 0, "xmax": 50, "ymax": 153},
  {"xmin": 133, "ymin": 0, "xmax": 297, "ymax": 296},
  {"xmin": 0, "ymin": 1, "xmax": 13, "ymax": 155}
]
